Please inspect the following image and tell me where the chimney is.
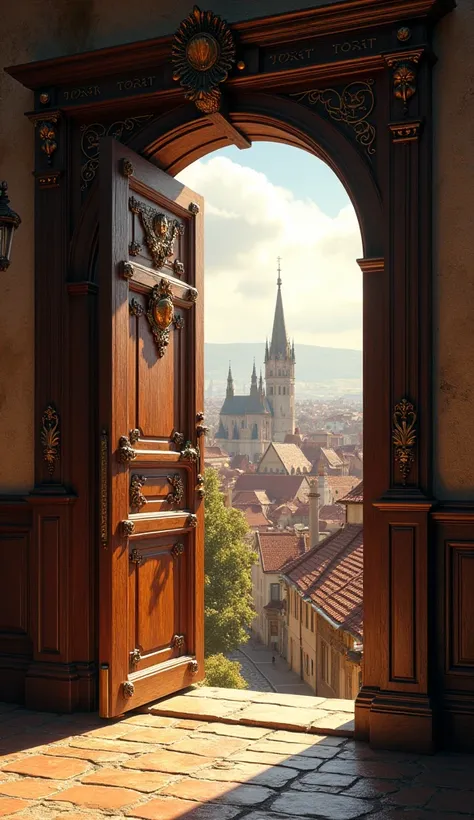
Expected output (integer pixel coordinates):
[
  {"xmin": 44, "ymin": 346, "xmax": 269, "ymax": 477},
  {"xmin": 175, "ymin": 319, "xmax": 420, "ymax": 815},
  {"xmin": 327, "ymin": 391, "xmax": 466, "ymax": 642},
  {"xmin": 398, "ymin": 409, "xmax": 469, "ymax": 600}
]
[
  {"xmin": 318, "ymin": 464, "xmax": 330, "ymax": 505},
  {"xmin": 308, "ymin": 478, "xmax": 320, "ymax": 548}
]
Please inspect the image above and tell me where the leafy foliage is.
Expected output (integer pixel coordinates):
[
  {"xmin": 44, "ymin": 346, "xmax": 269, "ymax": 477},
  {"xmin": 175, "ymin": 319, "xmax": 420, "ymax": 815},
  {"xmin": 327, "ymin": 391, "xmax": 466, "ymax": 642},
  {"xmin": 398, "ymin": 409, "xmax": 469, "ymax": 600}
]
[
  {"xmin": 204, "ymin": 468, "xmax": 256, "ymax": 656},
  {"xmin": 203, "ymin": 653, "xmax": 248, "ymax": 689}
]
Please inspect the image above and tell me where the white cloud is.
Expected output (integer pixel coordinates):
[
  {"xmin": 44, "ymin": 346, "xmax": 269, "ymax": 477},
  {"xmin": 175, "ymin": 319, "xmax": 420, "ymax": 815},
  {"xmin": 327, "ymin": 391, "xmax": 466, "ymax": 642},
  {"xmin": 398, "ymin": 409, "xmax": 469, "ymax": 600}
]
[{"xmin": 177, "ymin": 154, "xmax": 363, "ymax": 350}]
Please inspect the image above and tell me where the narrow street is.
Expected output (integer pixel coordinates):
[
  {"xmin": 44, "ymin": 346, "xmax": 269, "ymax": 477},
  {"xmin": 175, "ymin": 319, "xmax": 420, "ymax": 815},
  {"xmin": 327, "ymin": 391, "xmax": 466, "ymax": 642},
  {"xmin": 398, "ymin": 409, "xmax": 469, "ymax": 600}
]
[{"xmin": 229, "ymin": 640, "xmax": 314, "ymax": 696}]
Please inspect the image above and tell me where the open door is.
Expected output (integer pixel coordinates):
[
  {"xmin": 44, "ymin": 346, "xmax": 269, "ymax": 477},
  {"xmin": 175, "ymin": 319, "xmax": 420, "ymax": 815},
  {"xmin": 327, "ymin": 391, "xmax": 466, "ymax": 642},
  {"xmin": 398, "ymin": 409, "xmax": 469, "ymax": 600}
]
[{"xmin": 98, "ymin": 137, "xmax": 204, "ymax": 717}]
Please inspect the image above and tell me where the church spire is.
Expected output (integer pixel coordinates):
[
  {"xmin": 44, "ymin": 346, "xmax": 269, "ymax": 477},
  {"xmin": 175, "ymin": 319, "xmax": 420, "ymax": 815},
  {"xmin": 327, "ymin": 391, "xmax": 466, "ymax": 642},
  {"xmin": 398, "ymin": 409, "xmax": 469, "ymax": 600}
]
[
  {"xmin": 226, "ymin": 362, "xmax": 234, "ymax": 398},
  {"xmin": 259, "ymin": 369, "xmax": 264, "ymax": 396},
  {"xmin": 269, "ymin": 257, "xmax": 289, "ymax": 360},
  {"xmin": 250, "ymin": 359, "xmax": 258, "ymax": 395}
]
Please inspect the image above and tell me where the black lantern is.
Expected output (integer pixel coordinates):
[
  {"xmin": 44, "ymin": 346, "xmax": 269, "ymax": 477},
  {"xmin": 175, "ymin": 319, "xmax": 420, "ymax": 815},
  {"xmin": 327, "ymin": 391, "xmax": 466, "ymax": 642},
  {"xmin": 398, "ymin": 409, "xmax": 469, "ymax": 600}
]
[{"xmin": 0, "ymin": 182, "xmax": 21, "ymax": 271}]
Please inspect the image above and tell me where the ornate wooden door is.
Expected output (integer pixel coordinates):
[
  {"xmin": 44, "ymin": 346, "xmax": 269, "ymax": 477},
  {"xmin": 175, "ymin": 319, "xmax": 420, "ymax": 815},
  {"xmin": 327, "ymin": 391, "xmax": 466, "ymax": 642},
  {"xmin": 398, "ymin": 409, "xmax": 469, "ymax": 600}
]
[{"xmin": 98, "ymin": 138, "xmax": 204, "ymax": 717}]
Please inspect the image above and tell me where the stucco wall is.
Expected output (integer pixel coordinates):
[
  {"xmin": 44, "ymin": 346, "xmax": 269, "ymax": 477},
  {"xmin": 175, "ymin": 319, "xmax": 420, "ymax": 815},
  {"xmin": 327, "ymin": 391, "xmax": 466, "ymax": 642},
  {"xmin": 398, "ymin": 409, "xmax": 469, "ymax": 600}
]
[{"xmin": 433, "ymin": 0, "xmax": 474, "ymax": 499}]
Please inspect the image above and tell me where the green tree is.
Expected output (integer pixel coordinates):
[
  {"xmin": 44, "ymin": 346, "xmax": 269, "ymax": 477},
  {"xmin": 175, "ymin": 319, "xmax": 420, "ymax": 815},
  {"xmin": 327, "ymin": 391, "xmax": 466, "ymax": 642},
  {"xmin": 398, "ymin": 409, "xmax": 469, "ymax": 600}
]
[
  {"xmin": 203, "ymin": 654, "xmax": 248, "ymax": 689},
  {"xmin": 204, "ymin": 468, "xmax": 256, "ymax": 656}
]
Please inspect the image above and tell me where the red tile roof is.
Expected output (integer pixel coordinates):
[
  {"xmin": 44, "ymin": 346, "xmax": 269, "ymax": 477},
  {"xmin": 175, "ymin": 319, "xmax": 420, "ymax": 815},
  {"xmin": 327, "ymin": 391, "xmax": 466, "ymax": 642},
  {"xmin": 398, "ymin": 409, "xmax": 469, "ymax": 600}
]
[
  {"xmin": 233, "ymin": 490, "xmax": 271, "ymax": 507},
  {"xmin": 327, "ymin": 476, "xmax": 360, "ymax": 499},
  {"xmin": 257, "ymin": 531, "xmax": 307, "ymax": 573},
  {"xmin": 204, "ymin": 446, "xmax": 229, "ymax": 458},
  {"xmin": 234, "ymin": 474, "xmax": 309, "ymax": 503},
  {"xmin": 283, "ymin": 524, "xmax": 363, "ymax": 640},
  {"xmin": 234, "ymin": 505, "xmax": 270, "ymax": 530},
  {"xmin": 319, "ymin": 504, "xmax": 345, "ymax": 521},
  {"xmin": 339, "ymin": 480, "xmax": 364, "ymax": 504}
]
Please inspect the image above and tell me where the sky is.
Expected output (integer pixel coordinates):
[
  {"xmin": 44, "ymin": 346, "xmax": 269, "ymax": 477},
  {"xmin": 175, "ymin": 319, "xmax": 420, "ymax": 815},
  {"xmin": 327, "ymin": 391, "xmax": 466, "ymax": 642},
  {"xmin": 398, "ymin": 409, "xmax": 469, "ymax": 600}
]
[{"xmin": 177, "ymin": 142, "xmax": 363, "ymax": 351}]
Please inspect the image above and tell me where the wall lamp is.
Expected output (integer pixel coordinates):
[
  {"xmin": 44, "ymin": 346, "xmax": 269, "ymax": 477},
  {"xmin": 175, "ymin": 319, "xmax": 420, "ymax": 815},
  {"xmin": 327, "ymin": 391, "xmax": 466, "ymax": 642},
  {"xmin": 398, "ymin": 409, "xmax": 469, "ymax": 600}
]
[{"xmin": 0, "ymin": 182, "xmax": 21, "ymax": 271}]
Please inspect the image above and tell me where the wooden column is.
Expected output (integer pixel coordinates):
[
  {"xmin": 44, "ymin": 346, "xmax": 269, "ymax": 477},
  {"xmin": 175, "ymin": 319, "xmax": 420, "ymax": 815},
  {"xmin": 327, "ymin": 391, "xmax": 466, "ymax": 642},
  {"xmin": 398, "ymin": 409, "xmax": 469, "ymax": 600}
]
[
  {"xmin": 355, "ymin": 47, "xmax": 436, "ymax": 753},
  {"xmin": 24, "ymin": 110, "xmax": 94, "ymax": 711}
]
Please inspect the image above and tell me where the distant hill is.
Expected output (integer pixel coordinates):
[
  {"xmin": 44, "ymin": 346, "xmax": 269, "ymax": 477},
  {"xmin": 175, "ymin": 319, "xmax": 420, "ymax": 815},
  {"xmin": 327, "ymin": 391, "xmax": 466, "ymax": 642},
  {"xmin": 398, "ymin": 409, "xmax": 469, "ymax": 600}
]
[{"xmin": 205, "ymin": 343, "xmax": 362, "ymax": 388}]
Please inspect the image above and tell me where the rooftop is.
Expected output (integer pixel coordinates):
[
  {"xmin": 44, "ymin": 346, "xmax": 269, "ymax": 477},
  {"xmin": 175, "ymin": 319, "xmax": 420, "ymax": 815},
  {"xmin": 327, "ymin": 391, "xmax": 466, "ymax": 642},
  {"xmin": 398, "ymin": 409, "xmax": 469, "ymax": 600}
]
[
  {"xmin": 257, "ymin": 531, "xmax": 307, "ymax": 573},
  {"xmin": 260, "ymin": 443, "xmax": 312, "ymax": 475},
  {"xmin": 339, "ymin": 480, "xmax": 364, "ymax": 504}
]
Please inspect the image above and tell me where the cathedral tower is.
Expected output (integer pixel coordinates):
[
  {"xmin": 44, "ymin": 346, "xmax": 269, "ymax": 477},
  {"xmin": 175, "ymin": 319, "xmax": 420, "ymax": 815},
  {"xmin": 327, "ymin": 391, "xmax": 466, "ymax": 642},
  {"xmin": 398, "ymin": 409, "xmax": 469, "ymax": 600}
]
[{"xmin": 265, "ymin": 260, "xmax": 295, "ymax": 442}]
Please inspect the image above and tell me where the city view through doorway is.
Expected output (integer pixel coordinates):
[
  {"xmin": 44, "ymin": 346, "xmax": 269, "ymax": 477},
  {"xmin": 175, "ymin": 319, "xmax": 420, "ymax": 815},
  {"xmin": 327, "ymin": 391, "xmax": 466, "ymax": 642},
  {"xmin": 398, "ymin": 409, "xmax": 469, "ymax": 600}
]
[{"xmin": 178, "ymin": 143, "xmax": 363, "ymax": 702}]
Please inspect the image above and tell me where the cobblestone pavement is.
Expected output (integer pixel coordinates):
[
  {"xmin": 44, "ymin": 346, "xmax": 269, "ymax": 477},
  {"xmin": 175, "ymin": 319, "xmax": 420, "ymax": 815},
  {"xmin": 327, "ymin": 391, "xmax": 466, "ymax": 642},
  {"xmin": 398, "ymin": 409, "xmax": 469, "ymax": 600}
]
[
  {"xmin": 0, "ymin": 700, "xmax": 472, "ymax": 819},
  {"xmin": 230, "ymin": 641, "xmax": 314, "ymax": 697},
  {"xmin": 227, "ymin": 651, "xmax": 274, "ymax": 693}
]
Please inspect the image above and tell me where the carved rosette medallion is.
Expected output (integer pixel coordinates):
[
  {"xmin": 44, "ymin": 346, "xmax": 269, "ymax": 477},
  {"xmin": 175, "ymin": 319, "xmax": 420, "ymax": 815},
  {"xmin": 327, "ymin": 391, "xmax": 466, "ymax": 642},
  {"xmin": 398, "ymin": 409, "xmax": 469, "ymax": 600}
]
[
  {"xmin": 129, "ymin": 240, "xmax": 141, "ymax": 257},
  {"xmin": 385, "ymin": 51, "xmax": 422, "ymax": 112},
  {"xmin": 130, "ymin": 475, "xmax": 147, "ymax": 510},
  {"xmin": 122, "ymin": 681, "xmax": 135, "ymax": 698},
  {"xmin": 130, "ymin": 548, "xmax": 143, "ymax": 565},
  {"xmin": 392, "ymin": 398, "xmax": 417, "ymax": 485},
  {"xmin": 291, "ymin": 81, "xmax": 376, "ymax": 156},
  {"xmin": 172, "ymin": 634, "xmax": 185, "ymax": 650},
  {"xmin": 167, "ymin": 473, "xmax": 185, "ymax": 506},
  {"xmin": 172, "ymin": 6, "xmax": 236, "ymax": 114},
  {"xmin": 129, "ymin": 196, "xmax": 184, "ymax": 271},
  {"xmin": 172, "ymin": 542, "xmax": 185, "ymax": 558},
  {"xmin": 121, "ymin": 261, "xmax": 134, "ymax": 279},
  {"xmin": 180, "ymin": 441, "xmax": 200, "ymax": 463},
  {"xmin": 187, "ymin": 287, "xmax": 198, "ymax": 303},
  {"xmin": 40, "ymin": 405, "xmax": 60, "ymax": 475},
  {"xmin": 118, "ymin": 436, "xmax": 137, "ymax": 463},
  {"xmin": 189, "ymin": 660, "xmax": 199, "ymax": 675},
  {"xmin": 121, "ymin": 158, "xmax": 134, "ymax": 177},
  {"xmin": 171, "ymin": 430, "xmax": 185, "ymax": 448},
  {"xmin": 129, "ymin": 648, "xmax": 141, "ymax": 667},
  {"xmin": 187, "ymin": 514, "xmax": 198, "ymax": 528},
  {"xmin": 122, "ymin": 520, "xmax": 135, "ymax": 537},
  {"xmin": 144, "ymin": 279, "xmax": 175, "ymax": 357}
]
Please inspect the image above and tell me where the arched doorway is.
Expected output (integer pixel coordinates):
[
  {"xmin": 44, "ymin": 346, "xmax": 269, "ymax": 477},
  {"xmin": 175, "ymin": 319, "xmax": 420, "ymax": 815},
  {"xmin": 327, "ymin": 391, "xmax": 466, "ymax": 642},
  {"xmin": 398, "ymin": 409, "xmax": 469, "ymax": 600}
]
[{"xmin": 4, "ymin": 1, "xmax": 449, "ymax": 752}]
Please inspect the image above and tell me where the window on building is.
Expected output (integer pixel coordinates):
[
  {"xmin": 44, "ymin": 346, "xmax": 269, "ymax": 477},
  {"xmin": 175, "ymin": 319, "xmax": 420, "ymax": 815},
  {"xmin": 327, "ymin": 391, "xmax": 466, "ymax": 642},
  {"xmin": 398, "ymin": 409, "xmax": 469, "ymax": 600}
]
[
  {"xmin": 305, "ymin": 605, "xmax": 309, "ymax": 629},
  {"xmin": 320, "ymin": 640, "xmax": 330, "ymax": 684},
  {"xmin": 270, "ymin": 583, "xmax": 280, "ymax": 601},
  {"xmin": 311, "ymin": 658, "xmax": 314, "ymax": 676},
  {"xmin": 294, "ymin": 593, "xmax": 298, "ymax": 619},
  {"xmin": 310, "ymin": 610, "xmax": 314, "ymax": 632},
  {"xmin": 278, "ymin": 386, "xmax": 281, "ymax": 394},
  {"xmin": 305, "ymin": 654, "xmax": 309, "ymax": 674}
]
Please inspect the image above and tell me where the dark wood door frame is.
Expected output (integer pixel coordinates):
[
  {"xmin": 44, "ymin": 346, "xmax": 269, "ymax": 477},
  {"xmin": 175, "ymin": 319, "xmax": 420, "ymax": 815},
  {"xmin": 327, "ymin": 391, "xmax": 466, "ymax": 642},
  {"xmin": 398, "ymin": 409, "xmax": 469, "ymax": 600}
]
[{"xmin": 4, "ymin": 0, "xmax": 472, "ymax": 753}]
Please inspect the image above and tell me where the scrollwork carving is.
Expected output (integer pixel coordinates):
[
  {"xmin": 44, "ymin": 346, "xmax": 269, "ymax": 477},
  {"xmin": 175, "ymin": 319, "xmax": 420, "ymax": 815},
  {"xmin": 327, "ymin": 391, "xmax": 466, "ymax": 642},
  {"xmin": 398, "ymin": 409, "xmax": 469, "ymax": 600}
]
[
  {"xmin": 392, "ymin": 398, "xmax": 417, "ymax": 485},
  {"xmin": 129, "ymin": 197, "xmax": 184, "ymax": 270},
  {"xmin": 291, "ymin": 81, "xmax": 376, "ymax": 156},
  {"xmin": 40, "ymin": 405, "xmax": 60, "ymax": 475},
  {"xmin": 172, "ymin": 634, "xmax": 185, "ymax": 649},
  {"xmin": 79, "ymin": 116, "xmax": 153, "ymax": 191},
  {"xmin": 167, "ymin": 473, "xmax": 185, "ymax": 506},
  {"xmin": 130, "ymin": 475, "xmax": 147, "ymax": 510}
]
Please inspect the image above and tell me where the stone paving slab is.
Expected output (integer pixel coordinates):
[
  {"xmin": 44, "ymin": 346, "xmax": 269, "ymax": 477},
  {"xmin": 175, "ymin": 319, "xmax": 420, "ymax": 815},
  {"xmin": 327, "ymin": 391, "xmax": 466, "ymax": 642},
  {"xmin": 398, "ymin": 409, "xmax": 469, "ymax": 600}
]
[{"xmin": 0, "ymin": 699, "xmax": 473, "ymax": 820}]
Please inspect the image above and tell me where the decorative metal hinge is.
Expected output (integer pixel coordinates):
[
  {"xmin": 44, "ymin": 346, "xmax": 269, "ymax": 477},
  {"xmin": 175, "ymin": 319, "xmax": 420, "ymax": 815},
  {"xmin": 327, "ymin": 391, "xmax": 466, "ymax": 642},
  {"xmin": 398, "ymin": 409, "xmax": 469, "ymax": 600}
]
[
  {"xmin": 392, "ymin": 397, "xmax": 417, "ymax": 485},
  {"xmin": 171, "ymin": 541, "xmax": 185, "ymax": 558},
  {"xmin": 173, "ymin": 259, "xmax": 184, "ymax": 277},
  {"xmin": 130, "ymin": 548, "xmax": 143, "ymax": 565},
  {"xmin": 187, "ymin": 514, "xmax": 198, "ymax": 528},
  {"xmin": 167, "ymin": 473, "xmax": 184, "ymax": 506},
  {"xmin": 121, "ymin": 260, "xmax": 134, "ymax": 279},
  {"xmin": 122, "ymin": 681, "xmax": 135, "ymax": 698},
  {"xmin": 189, "ymin": 660, "xmax": 199, "ymax": 675},
  {"xmin": 172, "ymin": 634, "xmax": 185, "ymax": 649},
  {"xmin": 180, "ymin": 441, "xmax": 200, "ymax": 463},
  {"xmin": 130, "ymin": 475, "xmax": 147, "ymax": 510},
  {"xmin": 171, "ymin": 429, "xmax": 185, "ymax": 447},
  {"xmin": 122, "ymin": 520, "xmax": 135, "ymax": 536},
  {"xmin": 130, "ymin": 648, "xmax": 142, "ymax": 667},
  {"xmin": 118, "ymin": 436, "xmax": 137, "ymax": 463},
  {"xmin": 121, "ymin": 158, "xmax": 134, "ymax": 177},
  {"xmin": 196, "ymin": 425, "xmax": 209, "ymax": 438},
  {"xmin": 196, "ymin": 474, "xmax": 205, "ymax": 498}
]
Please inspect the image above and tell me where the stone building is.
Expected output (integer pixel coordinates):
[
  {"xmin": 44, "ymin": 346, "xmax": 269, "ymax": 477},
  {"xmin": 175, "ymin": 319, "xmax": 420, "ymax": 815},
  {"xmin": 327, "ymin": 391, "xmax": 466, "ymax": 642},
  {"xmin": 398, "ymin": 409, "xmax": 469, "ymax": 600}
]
[{"xmin": 216, "ymin": 265, "xmax": 296, "ymax": 460}]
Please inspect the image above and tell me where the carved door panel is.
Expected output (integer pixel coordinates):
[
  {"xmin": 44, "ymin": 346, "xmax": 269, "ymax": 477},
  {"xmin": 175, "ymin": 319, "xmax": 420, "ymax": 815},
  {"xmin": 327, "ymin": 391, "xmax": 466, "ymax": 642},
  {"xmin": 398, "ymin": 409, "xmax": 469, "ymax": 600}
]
[{"xmin": 98, "ymin": 138, "xmax": 204, "ymax": 717}]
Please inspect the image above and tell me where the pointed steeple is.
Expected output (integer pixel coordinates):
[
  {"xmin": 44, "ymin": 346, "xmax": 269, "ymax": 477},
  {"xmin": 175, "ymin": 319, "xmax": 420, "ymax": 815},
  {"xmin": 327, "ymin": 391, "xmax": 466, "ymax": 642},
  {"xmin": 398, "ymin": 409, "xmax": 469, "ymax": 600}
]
[
  {"xmin": 226, "ymin": 362, "xmax": 234, "ymax": 398},
  {"xmin": 264, "ymin": 338, "xmax": 270, "ymax": 363},
  {"xmin": 250, "ymin": 359, "xmax": 258, "ymax": 395},
  {"xmin": 270, "ymin": 257, "xmax": 289, "ymax": 360},
  {"xmin": 259, "ymin": 369, "xmax": 264, "ymax": 396}
]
